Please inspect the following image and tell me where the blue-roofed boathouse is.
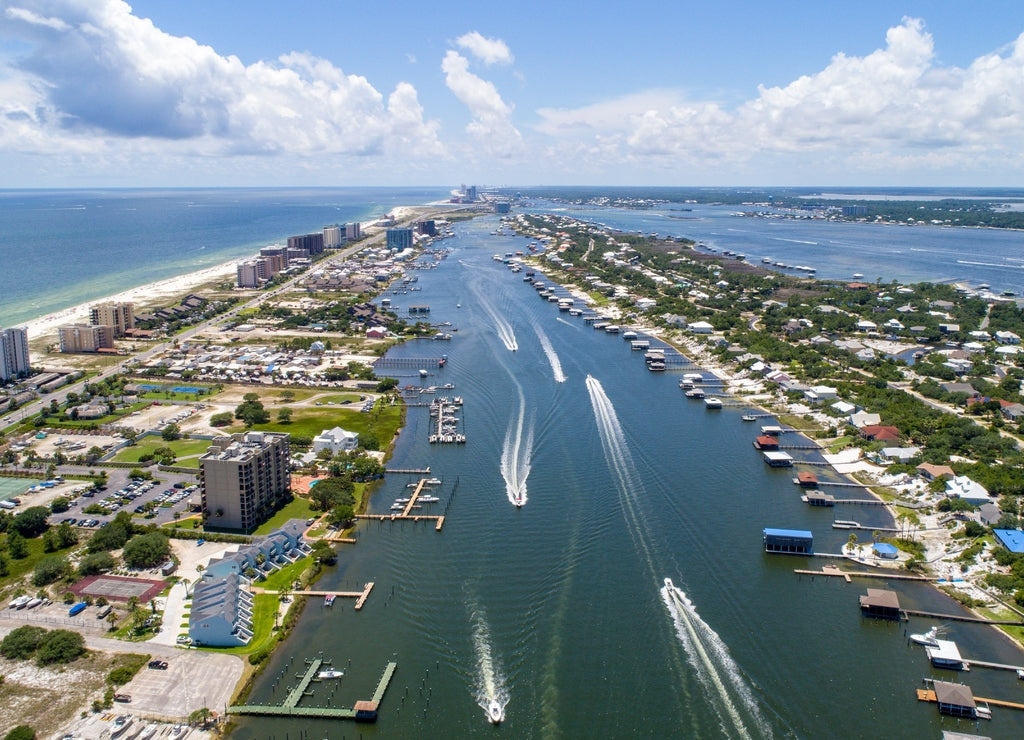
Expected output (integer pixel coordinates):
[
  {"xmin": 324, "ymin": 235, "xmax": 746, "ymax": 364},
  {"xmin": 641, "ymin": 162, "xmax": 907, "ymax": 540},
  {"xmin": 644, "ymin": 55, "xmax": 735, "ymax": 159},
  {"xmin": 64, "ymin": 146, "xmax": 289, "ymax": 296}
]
[{"xmin": 763, "ymin": 528, "xmax": 813, "ymax": 555}]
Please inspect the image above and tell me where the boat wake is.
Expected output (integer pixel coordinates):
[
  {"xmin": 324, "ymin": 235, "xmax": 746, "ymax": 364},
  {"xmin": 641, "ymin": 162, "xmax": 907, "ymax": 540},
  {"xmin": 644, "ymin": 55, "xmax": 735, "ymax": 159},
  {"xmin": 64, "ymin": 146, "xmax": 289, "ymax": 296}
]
[
  {"xmin": 533, "ymin": 323, "xmax": 567, "ymax": 383},
  {"xmin": 661, "ymin": 579, "xmax": 773, "ymax": 739},
  {"xmin": 585, "ymin": 375, "xmax": 657, "ymax": 574},
  {"xmin": 472, "ymin": 284, "xmax": 518, "ymax": 351},
  {"xmin": 471, "ymin": 606, "xmax": 509, "ymax": 724},
  {"xmin": 500, "ymin": 380, "xmax": 533, "ymax": 507}
]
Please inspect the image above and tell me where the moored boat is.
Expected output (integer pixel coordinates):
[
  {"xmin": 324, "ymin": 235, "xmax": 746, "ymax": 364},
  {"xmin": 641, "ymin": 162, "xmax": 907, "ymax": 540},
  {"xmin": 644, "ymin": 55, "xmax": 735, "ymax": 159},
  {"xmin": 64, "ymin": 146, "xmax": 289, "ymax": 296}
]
[
  {"xmin": 910, "ymin": 626, "xmax": 941, "ymax": 647},
  {"xmin": 324, "ymin": 594, "xmax": 336, "ymax": 607},
  {"xmin": 318, "ymin": 669, "xmax": 344, "ymax": 679}
]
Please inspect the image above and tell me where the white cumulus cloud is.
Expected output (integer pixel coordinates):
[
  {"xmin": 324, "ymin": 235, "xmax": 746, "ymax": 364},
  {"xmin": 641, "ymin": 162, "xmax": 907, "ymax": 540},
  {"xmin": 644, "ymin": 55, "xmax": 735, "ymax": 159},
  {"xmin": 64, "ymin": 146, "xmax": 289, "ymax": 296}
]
[
  {"xmin": 442, "ymin": 49, "xmax": 522, "ymax": 157},
  {"xmin": 455, "ymin": 31, "xmax": 513, "ymax": 66},
  {"xmin": 0, "ymin": 0, "xmax": 442, "ymax": 162}
]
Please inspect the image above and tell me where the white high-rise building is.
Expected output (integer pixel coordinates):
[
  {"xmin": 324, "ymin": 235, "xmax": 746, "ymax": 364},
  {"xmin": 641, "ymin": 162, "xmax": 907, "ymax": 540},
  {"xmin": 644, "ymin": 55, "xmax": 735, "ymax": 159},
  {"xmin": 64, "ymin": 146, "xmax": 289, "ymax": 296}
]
[{"xmin": 0, "ymin": 327, "xmax": 30, "ymax": 382}]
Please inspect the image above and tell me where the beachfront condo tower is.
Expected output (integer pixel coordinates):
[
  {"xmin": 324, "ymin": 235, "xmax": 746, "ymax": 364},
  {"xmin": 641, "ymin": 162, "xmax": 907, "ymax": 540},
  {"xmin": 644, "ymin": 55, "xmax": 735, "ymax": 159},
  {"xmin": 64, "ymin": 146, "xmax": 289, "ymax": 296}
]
[{"xmin": 0, "ymin": 327, "xmax": 31, "ymax": 382}]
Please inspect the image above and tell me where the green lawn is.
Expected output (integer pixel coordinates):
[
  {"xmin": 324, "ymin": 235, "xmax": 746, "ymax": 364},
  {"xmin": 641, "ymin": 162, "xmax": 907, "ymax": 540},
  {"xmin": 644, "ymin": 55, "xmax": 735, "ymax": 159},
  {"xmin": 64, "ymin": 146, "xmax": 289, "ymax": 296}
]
[
  {"xmin": 253, "ymin": 497, "xmax": 316, "ymax": 536},
  {"xmin": 111, "ymin": 438, "xmax": 212, "ymax": 465},
  {"xmin": 260, "ymin": 557, "xmax": 312, "ymax": 591},
  {"xmin": 316, "ymin": 394, "xmax": 365, "ymax": 404},
  {"xmin": 200, "ymin": 592, "xmax": 279, "ymax": 656},
  {"xmin": 221, "ymin": 402, "xmax": 402, "ymax": 443}
]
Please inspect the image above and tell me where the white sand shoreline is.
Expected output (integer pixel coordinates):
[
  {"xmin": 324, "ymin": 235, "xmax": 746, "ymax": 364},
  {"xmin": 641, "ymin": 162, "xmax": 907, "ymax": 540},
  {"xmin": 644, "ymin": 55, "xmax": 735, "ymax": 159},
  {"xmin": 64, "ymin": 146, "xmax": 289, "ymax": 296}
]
[{"xmin": 21, "ymin": 204, "xmax": 439, "ymax": 342}]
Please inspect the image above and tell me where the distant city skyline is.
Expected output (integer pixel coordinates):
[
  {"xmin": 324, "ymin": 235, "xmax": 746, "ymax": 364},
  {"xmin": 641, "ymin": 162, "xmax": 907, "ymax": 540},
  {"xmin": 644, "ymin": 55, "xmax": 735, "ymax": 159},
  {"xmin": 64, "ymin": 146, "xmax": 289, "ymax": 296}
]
[{"xmin": 1, "ymin": 0, "xmax": 1024, "ymax": 187}]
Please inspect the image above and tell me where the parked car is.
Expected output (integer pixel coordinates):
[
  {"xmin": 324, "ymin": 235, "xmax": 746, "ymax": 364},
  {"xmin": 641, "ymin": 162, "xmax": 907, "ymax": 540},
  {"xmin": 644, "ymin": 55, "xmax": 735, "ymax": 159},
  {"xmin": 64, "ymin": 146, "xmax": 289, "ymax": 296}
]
[
  {"xmin": 113, "ymin": 694, "xmax": 131, "ymax": 703},
  {"xmin": 147, "ymin": 660, "xmax": 168, "ymax": 670}
]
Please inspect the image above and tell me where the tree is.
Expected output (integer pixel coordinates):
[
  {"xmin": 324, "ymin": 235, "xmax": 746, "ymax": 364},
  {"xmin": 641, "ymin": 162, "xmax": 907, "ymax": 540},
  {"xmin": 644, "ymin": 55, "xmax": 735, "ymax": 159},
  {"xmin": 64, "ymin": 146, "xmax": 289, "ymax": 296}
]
[
  {"xmin": 235, "ymin": 395, "xmax": 270, "ymax": 427},
  {"xmin": 78, "ymin": 551, "xmax": 116, "ymax": 576},
  {"xmin": 311, "ymin": 539, "xmax": 337, "ymax": 565},
  {"xmin": 0, "ymin": 625, "xmax": 48, "ymax": 659},
  {"xmin": 54, "ymin": 522, "xmax": 77, "ymax": 549},
  {"xmin": 309, "ymin": 477, "xmax": 355, "ymax": 512},
  {"xmin": 32, "ymin": 555, "xmax": 70, "ymax": 586},
  {"xmin": 122, "ymin": 531, "xmax": 171, "ymax": 569},
  {"xmin": 277, "ymin": 408, "xmax": 293, "ymax": 423},
  {"xmin": 85, "ymin": 446, "xmax": 105, "ymax": 464},
  {"xmin": 12, "ymin": 507, "xmax": 51, "ymax": 538},
  {"xmin": 162, "ymin": 423, "xmax": 182, "ymax": 441},
  {"xmin": 49, "ymin": 497, "xmax": 70, "ymax": 514},
  {"xmin": 279, "ymin": 390, "xmax": 295, "ymax": 403},
  {"xmin": 188, "ymin": 707, "xmax": 212, "ymax": 728},
  {"xmin": 7, "ymin": 531, "xmax": 28, "ymax": 559},
  {"xmin": 210, "ymin": 411, "xmax": 233, "ymax": 427},
  {"xmin": 327, "ymin": 504, "xmax": 355, "ymax": 528}
]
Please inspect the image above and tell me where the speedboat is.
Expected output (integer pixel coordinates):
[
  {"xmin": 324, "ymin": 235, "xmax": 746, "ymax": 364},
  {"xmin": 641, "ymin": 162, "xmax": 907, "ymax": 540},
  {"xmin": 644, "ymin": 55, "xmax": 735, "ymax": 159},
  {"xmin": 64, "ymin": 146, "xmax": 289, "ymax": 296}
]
[
  {"xmin": 318, "ymin": 669, "xmax": 344, "ymax": 679},
  {"xmin": 910, "ymin": 626, "xmax": 940, "ymax": 648},
  {"xmin": 487, "ymin": 699, "xmax": 504, "ymax": 724}
]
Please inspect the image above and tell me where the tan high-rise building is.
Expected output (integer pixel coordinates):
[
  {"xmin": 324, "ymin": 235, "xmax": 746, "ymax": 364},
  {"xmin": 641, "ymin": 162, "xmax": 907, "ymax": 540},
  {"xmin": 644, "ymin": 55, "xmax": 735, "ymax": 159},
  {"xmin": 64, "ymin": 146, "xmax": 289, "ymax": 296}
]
[
  {"xmin": 58, "ymin": 324, "xmax": 115, "ymax": 353},
  {"xmin": 89, "ymin": 302, "xmax": 135, "ymax": 337},
  {"xmin": 0, "ymin": 327, "xmax": 30, "ymax": 382},
  {"xmin": 200, "ymin": 431, "xmax": 291, "ymax": 532}
]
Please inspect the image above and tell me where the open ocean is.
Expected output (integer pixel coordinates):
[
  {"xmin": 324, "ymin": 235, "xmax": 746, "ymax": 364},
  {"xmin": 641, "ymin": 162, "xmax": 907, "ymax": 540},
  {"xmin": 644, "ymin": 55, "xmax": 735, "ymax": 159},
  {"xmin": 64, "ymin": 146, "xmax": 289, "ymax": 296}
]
[{"xmin": 0, "ymin": 187, "xmax": 450, "ymax": 327}]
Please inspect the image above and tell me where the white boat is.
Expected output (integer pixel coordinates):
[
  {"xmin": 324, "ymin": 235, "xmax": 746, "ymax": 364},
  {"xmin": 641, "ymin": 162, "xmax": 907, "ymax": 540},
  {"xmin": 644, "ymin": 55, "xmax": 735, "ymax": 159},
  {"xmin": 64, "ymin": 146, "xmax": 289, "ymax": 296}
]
[
  {"xmin": 419, "ymin": 369, "xmax": 429, "ymax": 378},
  {"xmin": 909, "ymin": 626, "xmax": 940, "ymax": 648},
  {"xmin": 425, "ymin": 477, "xmax": 442, "ymax": 485},
  {"xmin": 418, "ymin": 495, "xmax": 440, "ymax": 503},
  {"xmin": 169, "ymin": 725, "xmax": 188, "ymax": 740},
  {"xmin": 390, "ymin": 503, "xmax": 405, "ymax": 511},
  {"xmin": 137, "ymin": 723, "xmax": 159, "ymax": 740},
  {"xmin": 741, "ymin": 414, "xmax": 757, "ymax": 421},
  {"xmin": 1017, "ymin": 668, "xmax": 1024, "ymax": 680},
  {"xmin": 110, "ymin": 719, "xmax": 134, "ymax": 739},
  {"xmin": 487, "ymin": 699, "xmax": 504, "ymax": 724},
  {"xmin": 318, "ymin": 669, "xmax": 344, "ymax": 679}
]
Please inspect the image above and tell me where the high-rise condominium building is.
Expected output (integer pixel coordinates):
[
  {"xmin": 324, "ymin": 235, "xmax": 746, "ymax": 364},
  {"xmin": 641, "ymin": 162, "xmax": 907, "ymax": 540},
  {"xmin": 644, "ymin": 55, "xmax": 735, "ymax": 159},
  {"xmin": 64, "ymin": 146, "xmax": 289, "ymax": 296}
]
[
  {"xmin": 0, "ymin": 327, "xmax": 30, "ymax": 382},
  {"xmin": 200, "ymin": 431, "xmax": 291, "ymax": 531}
]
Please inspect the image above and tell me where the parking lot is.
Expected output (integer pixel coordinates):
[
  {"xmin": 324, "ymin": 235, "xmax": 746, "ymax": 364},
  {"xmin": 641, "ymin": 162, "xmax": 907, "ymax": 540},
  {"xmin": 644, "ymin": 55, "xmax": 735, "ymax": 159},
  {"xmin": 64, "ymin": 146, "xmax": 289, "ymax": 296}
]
[{"xmin": 52, "ymin": 467, "xmax": 202, "ymax": 530}]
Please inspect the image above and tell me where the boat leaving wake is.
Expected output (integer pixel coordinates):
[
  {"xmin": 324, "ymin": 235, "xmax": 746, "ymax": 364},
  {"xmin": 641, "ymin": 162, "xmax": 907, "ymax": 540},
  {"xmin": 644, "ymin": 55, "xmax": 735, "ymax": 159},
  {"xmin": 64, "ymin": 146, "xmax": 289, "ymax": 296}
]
[
  {"xmin": 661, "ymin": 578, "xmax": 773, "ymax": 739},
  {"xmin": 471, "ymin": 606, "xmax": 509, "ymax": 724},
  {"xmin": 500, "ymin": 381, "xmax": 533, "ymax": 507},
  {"xmin": 473, "ymin": 285, "xmax": 518, "ymax": 351},
  {"xmin": 533, "ymin": 323, "xmax": 567, "ymax": 383}
]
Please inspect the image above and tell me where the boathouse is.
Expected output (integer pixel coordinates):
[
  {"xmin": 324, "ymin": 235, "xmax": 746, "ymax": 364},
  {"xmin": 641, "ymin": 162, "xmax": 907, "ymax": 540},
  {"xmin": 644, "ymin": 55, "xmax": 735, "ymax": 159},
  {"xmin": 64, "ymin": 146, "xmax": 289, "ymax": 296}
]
[
  {"xmin": 762, "ymin": 451, "xmax": 793, "ymax": 467},
  {"xmin": 763, "ymin": 528, "xmax": 812, "ymax": 555},
  {"xmin": 802, "ymin": 491, "xmax": 835, "ymax": 507},
  {"xmin": 754, "ymin": 435, "xmax": 779, "ymax": 451},
  {"xmin": 933, "ymin": 681, "xmax": 980, "ymax": 719},
  {"xmin": 796, "ymin": 472, "xmax": 819, "ymax": 487},
  {"xmin": 859, "ymin": 588, "xmax": 901, "ymax": 620}
]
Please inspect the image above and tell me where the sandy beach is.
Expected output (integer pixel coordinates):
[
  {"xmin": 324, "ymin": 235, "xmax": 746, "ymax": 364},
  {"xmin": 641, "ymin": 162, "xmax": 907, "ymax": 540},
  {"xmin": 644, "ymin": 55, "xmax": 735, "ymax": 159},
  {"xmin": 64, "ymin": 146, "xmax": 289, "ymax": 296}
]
[
  {"xmin": 23, "ymin": 259, "xmax": 240, "ymax": 341},
  {"xmin": 21, "ymin": 204, "xmax": 437, "ymax": 343}
]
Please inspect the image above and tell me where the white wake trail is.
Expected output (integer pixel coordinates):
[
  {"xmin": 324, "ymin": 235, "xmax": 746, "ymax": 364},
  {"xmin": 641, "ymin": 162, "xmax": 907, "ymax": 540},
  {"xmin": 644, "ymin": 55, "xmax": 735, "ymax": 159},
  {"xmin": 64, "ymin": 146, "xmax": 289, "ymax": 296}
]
[
  {"xmin": 473, "ymin": 285, "xmax": 518, "ymax": 351},
  {"xmin": 534, "ymin": 323, "xmax": 567, "ymax": 383},
  {"xmin": 471, "ymin": 606, "xmax": 509, "ymax": 720},
  {"xmin": 661, "ymin": 581, "xmax": 773, "ymax": 739},
  {"xmin": 500, "ymin": 380, "xmax": 533, "ymax": 506},
  {"xmin": 584, "ymin": 375, "xmax": 657, "ymax": 575}
]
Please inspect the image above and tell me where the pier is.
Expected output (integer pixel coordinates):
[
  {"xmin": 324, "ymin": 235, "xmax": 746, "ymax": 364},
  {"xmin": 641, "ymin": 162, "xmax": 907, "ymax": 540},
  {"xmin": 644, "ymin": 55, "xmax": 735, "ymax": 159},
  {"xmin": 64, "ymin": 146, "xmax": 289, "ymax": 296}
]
[
  {"xmin": 901, "ymin": 608, "xmax": 1024, "ymax": 626},
  {"xmin": 355, "ymin": 476, "xmax": 447, "ymax": 531},
  {"xmin": 795, "ymin": 566, "xmax": 931, "ymax": 582},
  {"xmin": 372, "ymin": 357, "xmax": 444, "ymax": 368},
  {"xmin": 254, "ymin": 582, "xmax": 375, "ymax": 610},
  {"xmin": 385, "ymin": 467, "xmax": 431, "ymax": 474},
  {"xmin": 229, "ymin": 660, "xmax": 398, "ymax": 722}
]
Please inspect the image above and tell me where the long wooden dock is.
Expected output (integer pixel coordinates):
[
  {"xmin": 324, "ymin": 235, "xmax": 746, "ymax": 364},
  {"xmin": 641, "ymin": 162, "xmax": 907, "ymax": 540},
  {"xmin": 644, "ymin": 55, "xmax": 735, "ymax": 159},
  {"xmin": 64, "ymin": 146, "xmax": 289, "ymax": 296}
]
[
  {"xmin": 255, "ymin": 582, "xmax": 374, "ymax": 610},
  {"xmin": 901, "ymin": 608, "xmax": 1024, "ymax": 626},
  {"xmin": 794, "ymin": 566, "xmax": 931, "ymax": 582},
  {"xmin": 229, "ymin": 660, "xmax": 398, "ymax": 722},
  {"xmin": 385, "ymin": 467, "xmax": 430, "ymax": 474},
  {"xmin": 355, "ymin": 477, "xmax": 446, "ymax": 530}
]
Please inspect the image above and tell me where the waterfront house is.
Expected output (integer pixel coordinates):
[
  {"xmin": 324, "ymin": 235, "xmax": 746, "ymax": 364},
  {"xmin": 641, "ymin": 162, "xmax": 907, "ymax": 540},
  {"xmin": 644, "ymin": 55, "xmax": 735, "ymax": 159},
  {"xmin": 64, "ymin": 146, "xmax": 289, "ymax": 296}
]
[
  {"xmin": 995, "ymin": 330, "xmax": 1021, "ymax": 344},
  {"xmin": 804, "ymin": 385, "xmax": 837, "ymax": 404},
  {"xmin": 313, "ymin": 426, "xmax": 359, "ymax": 454},
  {"xmin": 1000, "ymin": 401, "xmax": 1024, "ymax": 422},
  {"xmin": 860, "ymin": 425, "xmax": 900, "ymax": 442},
  {"xmin": 871, "ymin": 542, "xmax": 899, "ymax": 559},
  {"xmin": 917, "ymin": 462, "xmax": 955, "ymax": 482},
  {"xmin": 993, "ymin": 529, "xmax": 1024, "ymax": 553},
  {"xmin": 189, "ymin": 573, "xmax": 254, "ymax": 647},
  {"xmin": 688, "ymin": 321, "xmax": 714, "ymax": 334},
  {"xmin": 831, "ymin": 400, "xmax": 856, "ymax": 415},
  {"xmin": 848, "ymin": 411, "xmax": 881, "ymax": 429},
  {"xmin": 945, "ymin": 476, "xmax": 989, "ymax": 505},
  {"xmin": 859, "ymin": 588, "xmax": 901, "ymax": 619},
  {"xmin": 880, "ymin": 446, "xmax": 921, "ymax": 464}
]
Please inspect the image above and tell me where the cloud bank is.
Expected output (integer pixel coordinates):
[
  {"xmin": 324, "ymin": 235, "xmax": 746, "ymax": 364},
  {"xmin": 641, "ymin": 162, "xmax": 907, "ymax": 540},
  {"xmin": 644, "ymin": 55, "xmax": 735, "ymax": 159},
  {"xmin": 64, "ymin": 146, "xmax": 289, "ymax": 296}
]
[{"xmin": 1, "ymin": 5, "xmax": 1023, "ymax": 184}]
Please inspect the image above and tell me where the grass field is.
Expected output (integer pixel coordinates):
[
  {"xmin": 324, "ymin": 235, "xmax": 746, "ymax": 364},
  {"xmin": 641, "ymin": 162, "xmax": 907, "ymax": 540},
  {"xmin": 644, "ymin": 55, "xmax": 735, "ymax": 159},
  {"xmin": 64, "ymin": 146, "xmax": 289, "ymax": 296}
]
[
  {"xmin": 111, "ymin": 438, "xmax": 212, "ymax": 465},
  {"xmin": 253, "ymin": 498, "xmax": 316, "ymax": 536},
  {"xmin": 221, "ymin": 402, "xmax": 402, "ymax": 442}
]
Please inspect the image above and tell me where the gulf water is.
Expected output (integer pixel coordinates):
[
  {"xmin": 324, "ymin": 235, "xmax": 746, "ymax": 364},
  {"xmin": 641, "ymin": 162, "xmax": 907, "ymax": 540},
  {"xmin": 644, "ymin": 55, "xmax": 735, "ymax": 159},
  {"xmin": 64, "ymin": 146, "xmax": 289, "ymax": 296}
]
[
  {"xmin": 232, "ymin": 214, "xmax": 1024, "ymax": 739},
  {"xmin": 0, "ymin": 187, "xmax": 450, "ymax": 327}
]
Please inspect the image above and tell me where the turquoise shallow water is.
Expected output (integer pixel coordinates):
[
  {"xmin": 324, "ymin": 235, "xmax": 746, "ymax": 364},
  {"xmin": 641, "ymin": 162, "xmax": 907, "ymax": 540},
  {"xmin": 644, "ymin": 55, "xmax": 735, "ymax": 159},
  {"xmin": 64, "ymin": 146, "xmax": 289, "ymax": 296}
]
[{"xmin": 229, "ymin": 214, "xmax": 1024, "ymax": 739}]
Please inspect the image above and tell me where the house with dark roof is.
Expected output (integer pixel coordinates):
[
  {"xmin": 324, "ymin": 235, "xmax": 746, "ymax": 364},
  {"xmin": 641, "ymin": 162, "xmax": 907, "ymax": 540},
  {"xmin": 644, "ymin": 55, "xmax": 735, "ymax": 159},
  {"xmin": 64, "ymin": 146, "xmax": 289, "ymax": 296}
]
[{"xmin": 860, "ymin": 425, "xmax": 900, "ymax": 442}]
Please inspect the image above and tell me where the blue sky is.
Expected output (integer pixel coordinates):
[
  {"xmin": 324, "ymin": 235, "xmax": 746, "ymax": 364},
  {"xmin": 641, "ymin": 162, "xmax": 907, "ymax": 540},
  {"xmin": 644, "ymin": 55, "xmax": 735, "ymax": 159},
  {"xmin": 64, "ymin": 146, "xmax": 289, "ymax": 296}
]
[{"xmin": 2, "ymin": 0, "xmax": 1024, "ymax": 187}]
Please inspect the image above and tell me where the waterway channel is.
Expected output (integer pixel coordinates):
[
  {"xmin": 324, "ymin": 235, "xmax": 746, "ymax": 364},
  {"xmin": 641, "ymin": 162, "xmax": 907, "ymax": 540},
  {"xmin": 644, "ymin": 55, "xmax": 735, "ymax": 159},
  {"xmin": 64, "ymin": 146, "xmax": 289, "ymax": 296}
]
[{"xmin": 232, "ymin": 214, "xmax": 1024, "ymax": 739}]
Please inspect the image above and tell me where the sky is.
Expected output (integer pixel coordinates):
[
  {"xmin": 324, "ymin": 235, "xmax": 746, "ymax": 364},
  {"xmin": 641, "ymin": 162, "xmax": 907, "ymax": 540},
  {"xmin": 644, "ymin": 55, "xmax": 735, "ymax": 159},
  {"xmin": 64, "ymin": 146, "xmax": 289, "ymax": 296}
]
[{"xmin": 2, "ymin": 0, "xmax": 1024, "ymax": 188}]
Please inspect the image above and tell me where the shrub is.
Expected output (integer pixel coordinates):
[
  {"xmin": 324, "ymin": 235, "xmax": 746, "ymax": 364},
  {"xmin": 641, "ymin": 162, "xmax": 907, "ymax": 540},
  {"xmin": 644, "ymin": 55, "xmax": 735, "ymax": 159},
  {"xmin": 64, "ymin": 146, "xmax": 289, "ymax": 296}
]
[
  {"xmin": 35, "ymin": 629, "xmax": 86, "ymax": 666},
  {"xmin": 0, "ymin": 626, "xmax": 48, "ymax": 660},
  {"xmin": 32, "ymin": 555, "xmax": 70, "ymax": 586},
  {"xmin": 122, "ymin": 531, "xmax": 171, "ymax": 569},
  {"xmin": 4, "ymin": 726, "xmax": 35, "ymax": 740}
]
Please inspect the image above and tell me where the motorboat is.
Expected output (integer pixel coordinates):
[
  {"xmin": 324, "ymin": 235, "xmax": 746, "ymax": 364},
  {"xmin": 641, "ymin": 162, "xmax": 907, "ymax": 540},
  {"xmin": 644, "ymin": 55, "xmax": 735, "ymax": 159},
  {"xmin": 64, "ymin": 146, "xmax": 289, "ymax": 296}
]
[
  {"xmin": 741, "ymin": 414, "xmax": 757, "ymax": 422},
  {"xmin": 318, "ymin": 669, "xmax": 344, "ymax": 679},
  {"xmin": 487, "ymin": 699, "xmax": 504, "ymax": 724},
  {"xmin": 418, "ymin": 495, "xmax": 440, "ymax": 503},
  {"xmin": 324, "ymin": 594, "xmax": 336, "ymax": 607},
  {"xmin": 169, "ymin": 725, "xmax": 188, "ymax": 740},
  {"xmin": 910, "ymin": 626, "xmax": 940, "ymax": 647}
]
